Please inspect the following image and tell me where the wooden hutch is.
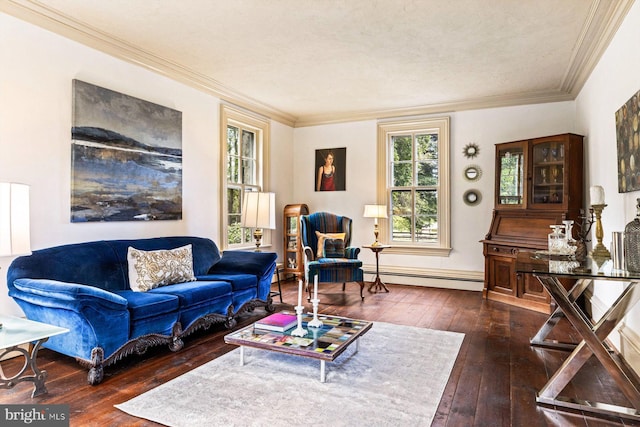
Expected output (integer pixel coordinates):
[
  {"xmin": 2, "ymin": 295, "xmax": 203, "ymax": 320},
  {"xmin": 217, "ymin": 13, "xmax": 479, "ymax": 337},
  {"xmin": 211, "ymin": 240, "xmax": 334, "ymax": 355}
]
[{"xmin": 482, "ymin": 133, "xmax": 583, "ymax": 313}]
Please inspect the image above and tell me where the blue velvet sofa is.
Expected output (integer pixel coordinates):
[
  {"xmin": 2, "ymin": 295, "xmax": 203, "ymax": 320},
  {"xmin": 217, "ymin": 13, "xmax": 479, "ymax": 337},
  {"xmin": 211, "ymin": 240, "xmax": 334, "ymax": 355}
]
[{"xmin": 6, "ymin": 236, "xmax": 277, "ymax": 384}]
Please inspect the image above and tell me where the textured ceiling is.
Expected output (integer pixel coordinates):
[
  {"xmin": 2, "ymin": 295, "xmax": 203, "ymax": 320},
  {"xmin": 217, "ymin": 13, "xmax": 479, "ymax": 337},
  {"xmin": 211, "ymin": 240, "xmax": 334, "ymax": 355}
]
[{"xmin": 2, "ymin": 0, "xmax": 634, "ymax": 126}]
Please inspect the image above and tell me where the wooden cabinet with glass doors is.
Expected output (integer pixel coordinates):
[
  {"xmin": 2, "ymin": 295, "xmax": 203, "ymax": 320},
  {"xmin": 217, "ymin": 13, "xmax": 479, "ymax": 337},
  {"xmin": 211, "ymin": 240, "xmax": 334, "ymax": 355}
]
[
  {"xmin": 283, "ymin": 204, "xmax": 309, "ymax": 279},
  {"xmin": 482, "ymin": 133, "xmax": 583, "ymax": 313}
]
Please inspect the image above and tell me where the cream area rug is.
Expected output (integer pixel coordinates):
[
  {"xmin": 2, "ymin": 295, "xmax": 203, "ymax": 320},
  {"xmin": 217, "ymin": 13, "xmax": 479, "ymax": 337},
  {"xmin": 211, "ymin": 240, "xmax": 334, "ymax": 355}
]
[{"xmin": 115, "ymin": 322, "xmax": 464, "ymax": 427}]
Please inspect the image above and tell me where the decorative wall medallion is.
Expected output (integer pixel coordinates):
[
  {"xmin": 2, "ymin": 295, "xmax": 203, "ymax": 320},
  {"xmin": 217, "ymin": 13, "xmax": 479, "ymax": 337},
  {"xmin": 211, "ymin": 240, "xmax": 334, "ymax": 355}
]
[
  {"xmin": 463, "ymin": 165, "xmax": 482, "ymax": 182},
  {"xmin": 463, "ymin": 143, "xmax": 480, "ymax": 159},
  {"xmin": 463, "ymin": 189, "xmax": 482, "ymax": 206}
]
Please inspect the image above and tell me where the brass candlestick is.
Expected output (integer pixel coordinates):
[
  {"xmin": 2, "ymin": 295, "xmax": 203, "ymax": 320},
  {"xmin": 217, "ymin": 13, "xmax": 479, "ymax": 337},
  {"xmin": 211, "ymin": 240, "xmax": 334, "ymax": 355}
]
[{"xmin": 590, "ymin": 204, "xmax": 611, "ymax": 266}]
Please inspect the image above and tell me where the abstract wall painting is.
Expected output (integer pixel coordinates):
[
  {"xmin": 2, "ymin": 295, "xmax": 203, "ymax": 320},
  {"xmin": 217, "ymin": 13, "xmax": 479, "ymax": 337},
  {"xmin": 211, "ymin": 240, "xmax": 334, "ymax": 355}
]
[
  {"xmin": 71, "ymin": 80, "xmax": 183, "ymax": 222},
  {"xmin": 615, "ymin": 88, "xmax": 640, "ymax": 193}
]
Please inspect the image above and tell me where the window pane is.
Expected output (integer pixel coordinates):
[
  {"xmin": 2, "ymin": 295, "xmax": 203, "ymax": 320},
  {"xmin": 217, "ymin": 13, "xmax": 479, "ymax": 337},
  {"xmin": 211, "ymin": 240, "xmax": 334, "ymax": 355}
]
[
  {"xmin": 227, "ymin": 126, "xmax": 239, "ymax": 156},
  {"xmin": 228, "ymin": 187, "xmax": 242, "ymax": 245},
  {"xmin": 392, "ymin": 135, "xmax": 412, "ymax": 161},
  {"xmin": 391, "ymin": 190, "xmax": 412, "ymax": 241},
  {"xmin": 416, "ymin": 190, "xmax": 438, "ymax": 242},
  {"xmin": 392, "ymin": 190, "xmax": 412, "ymax": 215},
  {"xmin": 228, "ymin": 218, "xmax": 242, "ymax": 245},
  {"xmin": 417, "ymin": 218, "xmax": 438, "ymax": 242},
  {"xmin": 227, "ymin": 187, "xmax": 241, "ymax": 214},
  {"xmin": 392, "ymin": 162, "xmax": 412, "ymax": 186},
  {"xmin": 227, "ymin": 156, "xmax": 239, "ymax": 183},
  {"xmin": 416, "ymin": 133, "xmax": 438, "ymax": 160},
  {"xmin": 416, "ymin": 160, "xmax": 438, "ymax": 186},
  {"xmin": 416, "ymin": 189, "xmax": 437, "ymax": 215},
  {"xmin": 498, "ymin": 149, "xmax": 524, "ymax": 205},
  {"xmin": 392, "ymin": 215, "xmax": 412, "ymax": 242},
  {"xmin": 242, "ymin": 159, "xmax": 256, "ymax": 185},
  {"xmin": 243, "ymin": 227, "xmax": 253, "ymax": 244},
  {"xmin": 242, "ymin": 130, "xmax": 256, "ymax": 159}
]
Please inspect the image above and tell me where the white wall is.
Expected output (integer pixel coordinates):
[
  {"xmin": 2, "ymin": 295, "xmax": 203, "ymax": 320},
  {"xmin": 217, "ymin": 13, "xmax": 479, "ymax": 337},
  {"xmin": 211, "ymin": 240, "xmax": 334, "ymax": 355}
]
[
  {"xmin": 575, "ymin": 0, "xmax": 640, "ymax": 345},
  {"xmin": 5, "ymin": 0, "xmax": 639, "ymax": 322},
  {"xmin": 0, "ymin": 13, "xmax": 294, "ymax": 316},
  {"xmin": 292, "ymin": 103, "xmax": 575, "ymax": 285}
]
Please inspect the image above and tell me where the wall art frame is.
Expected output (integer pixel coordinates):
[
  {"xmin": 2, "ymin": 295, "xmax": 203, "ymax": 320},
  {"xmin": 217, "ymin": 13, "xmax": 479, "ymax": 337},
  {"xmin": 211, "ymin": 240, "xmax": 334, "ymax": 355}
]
[
  {"xmin": 71, "ymin": 80, "xmax": 183, "ymax": 222},
  {"xmin": 315, "ymin": 147, "xmax": 346, "ymax": 191},
  {"xmin": 615, "ymin": 88, "xmax": 640, "ymax": 193}
]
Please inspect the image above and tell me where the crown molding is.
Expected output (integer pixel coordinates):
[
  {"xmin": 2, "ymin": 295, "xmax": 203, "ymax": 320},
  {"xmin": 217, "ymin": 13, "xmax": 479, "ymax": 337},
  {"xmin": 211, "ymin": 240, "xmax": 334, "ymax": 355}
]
[
  {"xmin": 559, "ymin": 0, "xmax": 636, "ymax": 95},
  {"xmin": 1, "ymin": 0, "xmax": 298, "ymax": 127},
  {"xmin": 2, "ymin": 0, "xmax": 634, "ymax": 129},
  {"xmin": 294, "ymin": 90, "xmax": 575, "ymax": 127}
]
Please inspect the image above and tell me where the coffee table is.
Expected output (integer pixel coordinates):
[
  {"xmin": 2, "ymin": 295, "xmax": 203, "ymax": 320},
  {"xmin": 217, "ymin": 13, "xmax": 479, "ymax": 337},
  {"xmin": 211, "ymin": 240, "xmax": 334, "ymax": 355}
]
[
  {"xmin": 224, "ymin": 312, "xmax": 372, "ymax": 382},
  {"xmin": 0, "ymin": 315, "xmax": 69, "ymax": 397}
]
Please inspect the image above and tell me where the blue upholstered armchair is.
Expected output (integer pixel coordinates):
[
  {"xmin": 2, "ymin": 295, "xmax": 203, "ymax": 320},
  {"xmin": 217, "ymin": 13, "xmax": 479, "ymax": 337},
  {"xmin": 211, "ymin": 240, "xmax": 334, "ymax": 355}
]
[{"xmin": 301, "ymin": 212, "xmax": 365, "ymax": 301}]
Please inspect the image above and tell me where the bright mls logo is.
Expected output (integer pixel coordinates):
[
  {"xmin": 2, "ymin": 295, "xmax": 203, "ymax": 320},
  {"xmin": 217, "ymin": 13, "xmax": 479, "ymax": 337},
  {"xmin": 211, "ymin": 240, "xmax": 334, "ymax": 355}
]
[{"xmin": 1, "ymin": 405, "xmax": 68, "ymax": 426}]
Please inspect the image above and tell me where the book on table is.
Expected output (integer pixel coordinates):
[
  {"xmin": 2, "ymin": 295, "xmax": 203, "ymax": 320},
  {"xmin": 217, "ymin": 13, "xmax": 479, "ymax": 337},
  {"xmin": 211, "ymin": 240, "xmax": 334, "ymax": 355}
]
[{"xmin": 255, "ymin": 312, "xmax": 298, "ymax": 332}]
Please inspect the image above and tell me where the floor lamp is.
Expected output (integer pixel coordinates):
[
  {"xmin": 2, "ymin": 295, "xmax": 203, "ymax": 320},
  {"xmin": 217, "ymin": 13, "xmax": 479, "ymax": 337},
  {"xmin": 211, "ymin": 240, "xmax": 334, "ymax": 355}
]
[{"xmin": 241, "ymin": 192, "xmax": 276, "ymax": 251}]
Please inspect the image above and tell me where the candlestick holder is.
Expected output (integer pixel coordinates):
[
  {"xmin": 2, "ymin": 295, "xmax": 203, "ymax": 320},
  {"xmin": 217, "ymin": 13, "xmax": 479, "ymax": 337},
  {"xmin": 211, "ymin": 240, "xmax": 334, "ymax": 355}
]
[
  {"xmin": 590, "ymin": 204, "xmax": 611, "ymax": 267},
  {"xmin": 308, "ymin": 298, "xmax": 323, "ymax": 328},
  {"xmin": 290, "ymin": 305, "xmax": 307, "ymax": 337},
  {"xmin": 573, "ymin": 208, "xmax": 594, "ymax": 261}
]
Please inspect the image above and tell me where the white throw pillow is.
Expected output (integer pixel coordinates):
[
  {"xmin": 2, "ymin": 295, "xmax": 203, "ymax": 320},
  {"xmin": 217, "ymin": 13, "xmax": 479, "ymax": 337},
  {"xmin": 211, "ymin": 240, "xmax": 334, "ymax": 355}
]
[{"xmin": 127, "ymin": 244, "xmax": 196, "ymax": 292}]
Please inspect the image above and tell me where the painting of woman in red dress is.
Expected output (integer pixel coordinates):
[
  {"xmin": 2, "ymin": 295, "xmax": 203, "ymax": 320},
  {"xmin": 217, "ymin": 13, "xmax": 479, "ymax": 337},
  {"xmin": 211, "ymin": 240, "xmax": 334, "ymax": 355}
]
[{"xmin": 315, "ymin": 148, "xmax": 346, "ymax": 191}]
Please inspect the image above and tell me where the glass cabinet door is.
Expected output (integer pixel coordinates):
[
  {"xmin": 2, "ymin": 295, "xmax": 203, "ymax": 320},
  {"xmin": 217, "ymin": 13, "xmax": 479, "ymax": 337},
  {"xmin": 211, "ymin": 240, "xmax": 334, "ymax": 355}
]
[
  {"xmin": 531, "ymin": 140, "xmax": 565, "ymax": 206},
  {"xmin": 496, "ymin": 143, "xmax": 525, "ymax": 207}
]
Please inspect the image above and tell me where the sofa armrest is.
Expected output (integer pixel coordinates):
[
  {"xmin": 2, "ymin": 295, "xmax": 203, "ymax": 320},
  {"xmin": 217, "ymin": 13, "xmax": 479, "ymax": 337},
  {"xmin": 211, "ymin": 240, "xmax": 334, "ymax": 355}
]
[
  {"xmin": 9, "ymin": 278, "xmax": 131, "ymax": 363},
  {"xmin": 345, "ymin": 246, "xmax": 360, "ymax": 259},
  {"xmin": 208, "ymin": 250, "xmax": 277, "ymax": 277},
  {"xmin": 11, "ymin": 278, "xmax": 128, "ymax": 312}
]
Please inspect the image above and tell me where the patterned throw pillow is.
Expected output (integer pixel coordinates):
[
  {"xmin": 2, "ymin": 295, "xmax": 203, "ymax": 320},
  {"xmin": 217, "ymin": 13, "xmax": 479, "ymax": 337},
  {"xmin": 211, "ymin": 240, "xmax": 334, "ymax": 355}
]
[
  {"xmin": 315, "ymin": 231, "xmax": 346, "ymax": 258},
  {"xmin": 322, "ymin": 238, "xmax": 345, "ymax": 258},
  {"xmin": 127, "ymin": 244, "xmax": 196, "ymax": 292}
]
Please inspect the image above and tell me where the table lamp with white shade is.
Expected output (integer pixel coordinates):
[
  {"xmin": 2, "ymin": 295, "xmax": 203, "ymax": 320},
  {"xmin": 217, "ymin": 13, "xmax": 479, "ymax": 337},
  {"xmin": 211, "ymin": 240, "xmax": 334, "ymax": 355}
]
[
  {"xmin": 0, "ymin": 182, "xmax": 31, "ymax": 257},
  {"xmin": 363, "ymin": 204, "xmax": 388, "ymax": 247},
  {"xmin": 241, "ymin": 192, "xmax": 276, "ymax": 251}
]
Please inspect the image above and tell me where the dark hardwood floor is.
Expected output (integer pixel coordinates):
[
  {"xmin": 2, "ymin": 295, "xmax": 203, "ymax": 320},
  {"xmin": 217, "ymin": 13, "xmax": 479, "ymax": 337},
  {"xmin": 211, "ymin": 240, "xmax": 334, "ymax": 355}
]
[{"xmin": 2, "ymin": 280, "xmax": 639, "ymax": 426}]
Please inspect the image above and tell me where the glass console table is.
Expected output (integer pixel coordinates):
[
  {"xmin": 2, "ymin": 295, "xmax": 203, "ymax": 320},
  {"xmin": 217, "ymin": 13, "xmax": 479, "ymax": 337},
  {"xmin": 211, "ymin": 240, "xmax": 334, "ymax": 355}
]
[
  {"xmin": 0, "ymin": 316, "xmax": 68, "ymax": 397},
  {"xmin": 515, "ymin": 252, "xmax": 640, "ymax": 421}
]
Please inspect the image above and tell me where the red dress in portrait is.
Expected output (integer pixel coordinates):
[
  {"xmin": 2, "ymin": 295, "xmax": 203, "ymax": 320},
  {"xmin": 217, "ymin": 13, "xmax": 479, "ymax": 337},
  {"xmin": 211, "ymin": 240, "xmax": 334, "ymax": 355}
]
[{"xmin": 320, "ymin": 170, "xmax": 335, "ymax": 191}]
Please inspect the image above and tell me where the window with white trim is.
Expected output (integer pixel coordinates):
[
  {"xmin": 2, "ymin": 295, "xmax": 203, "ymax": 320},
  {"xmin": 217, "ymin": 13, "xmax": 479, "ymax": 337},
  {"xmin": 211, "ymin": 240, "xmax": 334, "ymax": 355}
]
[
  {"xmin": 376, "ymin": 117, "xmax": 451, "ymax": 256},
  {"xmin": 220, "ymin": 105, "xmax": 270, "ymax": 249}
]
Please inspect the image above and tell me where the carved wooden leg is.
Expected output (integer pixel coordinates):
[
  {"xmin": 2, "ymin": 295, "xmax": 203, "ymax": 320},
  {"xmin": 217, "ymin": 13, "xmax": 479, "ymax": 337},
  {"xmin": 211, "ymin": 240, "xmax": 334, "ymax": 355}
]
[
  {"xmin": 87, "ymin": 347, "xmax": 104, "ymax": 385},
  {"xmin": 169, "ymin": 336, "xmax": 184, "ymax": 352},
  {"xmin": 225, "ymin": 317, "xmax": 237, "ymax": 329},
  {"xmin": 224, "ymin": 305, "xmax": 237, "ymax": 329},
  {"xmin": 359, "ymin": 282, "xmax": 365, "ymax": 301},
  {"xmin": 342, "ymin": 282, "xmax": 346, "ymax": 291},
  {"xmin": 265, "ymin": 294, "xmax": 276, "ymax": 313},
  {"xmin": 169, "ymin": 322, "xmax": 184, "ymax": 352}
]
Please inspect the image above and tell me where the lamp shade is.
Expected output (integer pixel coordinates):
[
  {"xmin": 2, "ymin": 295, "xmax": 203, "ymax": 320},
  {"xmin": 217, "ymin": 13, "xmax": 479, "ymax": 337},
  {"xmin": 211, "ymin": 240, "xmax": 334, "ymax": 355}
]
[
  {"xmin": 0, "ymin": 182, "xmax": 31, "ymax": 256},
  {"xmin": 363, "ymin": 204, "xmax": 388, "ymax": 219},
  {"xmin": 241, "ymin": 192, "xmax": 276, "ymax": 229}
]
